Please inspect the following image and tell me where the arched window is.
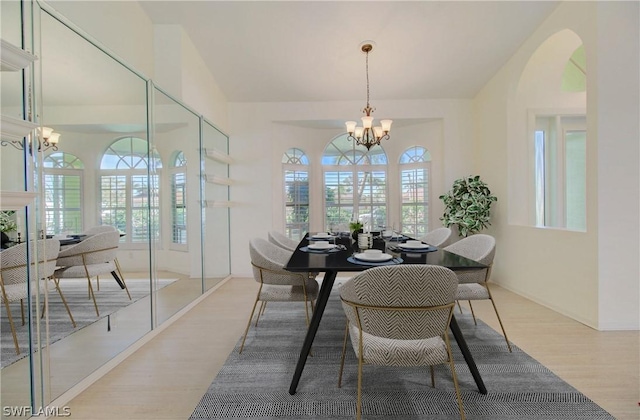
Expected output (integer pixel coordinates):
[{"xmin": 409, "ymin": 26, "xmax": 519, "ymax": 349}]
[
  {"xmin": 322, "ymin": 135, "xmax": 387, "ymax": 231},
  {"xmin": 170, "ymin": 151, "xmax": 187, "ymax": 246},
  {"xmin": 282, "ymin": 148, "xmax": 309, "ymax": 239},
  {"xmin": 43, "ymin": 152, "xmax": 84, "ymax": 235},
  {"xmin": 99, "ymin": 137, "xmax": 162, "ymax": 244},
  {"xmin": 399, "ymin": 146, "xmax": 431, "ymax": 236}
]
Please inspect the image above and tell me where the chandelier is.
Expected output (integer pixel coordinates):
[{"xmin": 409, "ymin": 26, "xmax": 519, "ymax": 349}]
[
  {"xmin": 1, "ymin": 126, "xmax": 60, "ymax": 154},
  {"xmin": 345, "ymin": 43, "xmax": 392, "ymax": 150}
]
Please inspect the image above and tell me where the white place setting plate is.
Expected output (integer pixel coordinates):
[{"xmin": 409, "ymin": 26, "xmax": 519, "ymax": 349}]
[
  {"xmin": 310, "ymin": 232, "xmax": 333, "ymax": 239},
  {"xmin": 307, "ymin": 243, "xmax": 337, "ymax": 250},
  {"xmin": 354, "ymin": 252, "xmax": 394, "ymax": 262},
  {"xmin": 398, "ymin": 240, "xmax": 430, "ymax": 250}
]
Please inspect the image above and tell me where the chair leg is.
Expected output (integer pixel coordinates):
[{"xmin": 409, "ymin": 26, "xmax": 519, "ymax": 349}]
[
  {"xmin": 96, "ymin": 275, "xmax": 100, "ymax": 291},
  {"xmin": 486, "ymin": 285, "xmax": 512, "ymax": 352},
  {"xmin": 430, "ymin": 365, "xmax": 435, "ymax": 387},
  {"xmin": 239, "ymin": 296, "xmax": 261, "ymax": 354},
  {"xmin": 467, "ymin": 301, "xmax": 477, "ymax": 325},
  {"xmin": 445, "ymin": 334, "xmax": 466, "ymax": 420},
  {"xmin": 254, "ymin": 301, "xmax": 266, "ymax": 327},
  {"xmin": 86, "ymin": 277, "xmax": 100, "ymax": 317},
  {"xmin": 260, "ymin": 301, "xmax": 268, "ymax": 316},
  {"xmin": 2, "ymin": 292, "xmax": 20, "ymax": 355},
  {"xmin": 338, "ymin": 322, "xmax": 349, "ymax": 388},
  {"xmin": 457, "ymin": 300, "xmax": 463, "ymax": 314},
  {"xmin": 20, "ymin": 299, "xmax": 25, "ymax": 325},
  {"xmin": 114, "ymin": 258, "xmax": 131, "ymax": 300},
  {"xmin": 53, "ymin": 278, "xmax": 76, "ymax": 328},
  {"xmin": 356, "ymin": 350, "xmax": 364, "ymax": 420}
]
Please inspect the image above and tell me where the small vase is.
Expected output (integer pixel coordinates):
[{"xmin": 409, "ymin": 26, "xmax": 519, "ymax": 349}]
[{"xmin": 351, "ymin": 229, "xmax": 362, "ymax": 241}]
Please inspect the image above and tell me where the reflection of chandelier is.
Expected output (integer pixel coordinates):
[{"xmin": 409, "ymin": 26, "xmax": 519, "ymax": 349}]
[
  {"xmin": 1, "ymin": 126, "xmax": 60, "ymax": 154},
  {"xmin": 345, "ymin": 43, "xmax": 392, "ymax": 150}
]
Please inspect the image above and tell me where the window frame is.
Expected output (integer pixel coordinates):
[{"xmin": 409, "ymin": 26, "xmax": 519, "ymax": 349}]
[
  {"xmin": 399, "ymin": 146, "xmax": 432, "ymax": 237},
  {"xmin": 43, "ymin": 153, "xmax": 85, "ymax": 235}
]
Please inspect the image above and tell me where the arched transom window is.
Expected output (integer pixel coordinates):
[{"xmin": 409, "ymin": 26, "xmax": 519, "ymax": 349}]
[
  {"xmin": 282, "ymin": 148, "xmax": 309, "ymax": 239},
  {"xmin": 99, "ymin": 137, "xmax": 162, "ymax": 244},
  {"xmin": 322, "ymin": 134, "xmax": 387, "ymax": 231}
]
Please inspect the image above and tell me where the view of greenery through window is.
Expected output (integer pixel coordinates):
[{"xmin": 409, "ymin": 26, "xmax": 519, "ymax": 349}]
[{"xmin": 44, "ymin": 152, "xmax": 84, "ymax": 234}]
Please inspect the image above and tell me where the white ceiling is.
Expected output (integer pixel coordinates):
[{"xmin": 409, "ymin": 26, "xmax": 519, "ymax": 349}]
[{"xmin": 139, "ymin": 1, "xmax": 560, "ymax": 103}]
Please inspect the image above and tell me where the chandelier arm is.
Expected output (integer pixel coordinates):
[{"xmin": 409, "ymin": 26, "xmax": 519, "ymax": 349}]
[{"xmin": 1, "ymin": 140, "xmax": 26, "ymax": 150}]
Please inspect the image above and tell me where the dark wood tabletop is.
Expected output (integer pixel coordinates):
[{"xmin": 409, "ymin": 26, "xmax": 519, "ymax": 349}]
[{"xmin": 285, "ymin": 232, "xmax": 488, "ymax": 396}]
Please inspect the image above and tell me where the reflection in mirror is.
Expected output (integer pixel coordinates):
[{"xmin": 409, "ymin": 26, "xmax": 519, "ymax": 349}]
[
  {"xmin": 151, "ymin": 86, "xmax": 204, "ymax": 324},
  {"xmin": 1, "ymin": 6, "xmax": 152, "ymax": 410},
  {"xmin": 202, "ymin": 121, "xmax": 231, "ymax": 290}
]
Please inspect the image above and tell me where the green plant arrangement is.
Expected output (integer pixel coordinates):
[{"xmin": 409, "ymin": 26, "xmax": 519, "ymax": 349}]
[
  {"xmin": 349, "ymin": 221, "xmax": 363, "ymax": 232},
  {"xmin": 0, "ymin": 211, "xmax": 17, "ymax": 233},
  {"xmin": 439, "ymin": 175, "xmax": 497, "ymax": 237}
]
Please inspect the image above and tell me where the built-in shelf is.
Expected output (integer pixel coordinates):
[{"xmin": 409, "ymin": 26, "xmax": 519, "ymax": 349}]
[
  {"xmin": 203, "ymin": 174, "xmax": 234, "ymax": 185},
  {"xmin": 1, "ymin": 114, "xmax": 38, "ymax": 143},
  {"xmin": 1, "ymin": 39, "xmax": 37, "ymax": 72},
  {"xmin": 0, "ymin": 191, "xmax": 37, "ymax": 210},
  {"xmin": 203, "ymin": 148, "xmax": 233, "ymax": 164},
  {"xmin": 200, "ymin": 200, "xmax": 236, "ymax": 208}
]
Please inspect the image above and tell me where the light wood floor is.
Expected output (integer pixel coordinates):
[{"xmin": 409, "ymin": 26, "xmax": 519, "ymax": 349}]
[{"xmin": 65, "ymin": 277, "xmax": 639, "ymax": 420}]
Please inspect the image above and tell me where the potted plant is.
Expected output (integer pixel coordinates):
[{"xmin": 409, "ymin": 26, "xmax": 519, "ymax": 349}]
[
  {"xmin": 439, "ymin": 175, "xmax": 497, "ymax": 237},
  {"xmin": 0, "ymin": 211, "xmax": 17, "ymax": 248},
  {"xmin": 349, "ymin": 221, "xmax": 363, "ymax": 241}
]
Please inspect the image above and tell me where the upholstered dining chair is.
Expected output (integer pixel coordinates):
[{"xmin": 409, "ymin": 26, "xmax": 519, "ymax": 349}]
[
  {"xmin": 81, "ymin": 225, "xmax": 123, "ymax": 291},
  {"xmin": 54, "ymin": 230, "xmax": 130, "ymax": 317},
  {"xmin": 338, "ymin": 265, "xmax": 465, "ymax": 420},
  {"xmin": 421, "ymin": 227, "xmax": 455, "ymax": 248},
  {"xmin": 444, "ymin": 234, "xmax": 512, "ymax": 352},
  {"xmin": 0, "ymin": 239, "xmax": 75, "ymax": 355},
  {"xmin": 239, "ymin": 237, "xmax": 319, "ymax": 353},
  {"xmin": 267, "ymin": 230, "xmax": 298, "ymax": 252}
]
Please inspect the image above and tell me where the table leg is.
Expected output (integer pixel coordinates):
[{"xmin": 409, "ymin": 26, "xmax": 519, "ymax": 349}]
[
  {"xmin": 289, "ymin": 270, "xmax": 337, "ymax": 395},
  {"xmin": 110, "ymin": 271, "xmax": 126, "ymax": 289},
  {"xmin": 449, "ymin": 315, "xmax": 487, "ymax": 394}
]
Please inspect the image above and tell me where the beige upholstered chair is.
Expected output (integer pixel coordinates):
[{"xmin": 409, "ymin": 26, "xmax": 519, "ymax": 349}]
[
  {"xmin": 444, "ymin": 234, "xmax": 511, "ymax": 352},
  {"xmin": 54, "ymin": 231, "xmax": 130, "ymax": 317},
  {"xmin": 338, "ymin": 265, "xmax": 465, "ymax": 420},
  {"xmin": 239, "ymin": 238, "xmax": 319, "ymax": 353},
  {"xmin": 421, "ymin": 227, "xmax": 455, "ymax": 248},
  {"xmin": 0, "ymin": 239, "xmax": 75, "ymax": 354},
  {"xmin": 80, "ymin": 225, "xmax": 124, "ymax": 291},
  {"xmin": 267, "ymin": 230, "xmax": 298, "ymax": 252}
]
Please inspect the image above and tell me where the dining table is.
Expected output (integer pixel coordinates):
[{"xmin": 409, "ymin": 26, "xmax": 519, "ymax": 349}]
[{"xmin": 285, "ymin": 232, "xmax": 489, "ymax": 396}]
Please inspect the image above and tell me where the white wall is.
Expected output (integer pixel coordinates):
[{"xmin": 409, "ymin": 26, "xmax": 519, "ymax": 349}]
[
  {"xmin": 473, "ymin": 1, "xmax": 639, "ymax": 330},
  {"xmin": 228, "ymin": 99, "xmax": 474, "ymax": 277}
]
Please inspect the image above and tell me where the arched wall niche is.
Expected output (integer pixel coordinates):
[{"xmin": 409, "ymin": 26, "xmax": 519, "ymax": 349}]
[{"xmin": 508, "ymin": 28, "xmax": 587, "ymax": 226}]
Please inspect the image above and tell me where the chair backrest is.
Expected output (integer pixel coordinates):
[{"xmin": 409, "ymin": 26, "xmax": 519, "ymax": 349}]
[
  {"xmin": 56, "ymin": 231, "xmax": 120, "ymax": 267},
  {"xmin": 83, "ymin": 225, "xmax": 118, "ymax": 235},
  {"xmin": 267, "ymin": 230, "xmax": 298, "ymax": 252},
  {"xmin": 421, "ymin": 227, "xmax": 454, "ymax": 248},
  {"xmin": 0, "ymin": 239, "xmax": 60, "ymax": 288},
  {"xmin": 443, "ymin": 234, "xmax": 495, "ymax": 266},
  {"xmin": 249, "ymin": 237, "xmax": 301, "ymax": 286},
  {"xmin": 340, "ymin": 265, "xmax": 458, "ymax": 340}
]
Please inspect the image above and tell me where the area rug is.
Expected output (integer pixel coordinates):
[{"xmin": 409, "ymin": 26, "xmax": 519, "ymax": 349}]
[
  {"xmin": 190, "ymin": 287, "xmax": 615, "ymax": 419},
  {"xmin": 1, "ymin": 277, "xmax": 176, "ymax": 367}
]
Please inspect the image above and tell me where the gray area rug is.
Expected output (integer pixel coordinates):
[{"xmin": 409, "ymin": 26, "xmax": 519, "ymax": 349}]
[
  {"xmin": 190, "ymin": 286, "xmax": 614, "ymax": 419},
  {"xmin": 1, "ymin": 277, "xmax": 175, "ymax": 367}
]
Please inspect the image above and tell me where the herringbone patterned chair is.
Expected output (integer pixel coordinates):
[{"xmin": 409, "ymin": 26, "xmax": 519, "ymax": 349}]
[
  {"xmin": 444, "ymin": 234, "xmax": 512, "ymax": 352},
  {"xmin": 239, "ymin": 237, "xmax": 319, "ymax": 353},
  {"xmin": 0, "ymin": 239, "xmax": 75, "ymax": 354},
  {"xmin": 54, "ymin": 231, "xmax": 130, "ymax": 317},
  {"xmin": 267, "ymin": 230, "xmax": 298, "ymax": 252},
  {"xmin": 338, "ymin": 265, "xmax": 465, "ymax": 420},
  {"xmin": 421, "ymin": 227, "xmax": 455, "ymax": 248}
]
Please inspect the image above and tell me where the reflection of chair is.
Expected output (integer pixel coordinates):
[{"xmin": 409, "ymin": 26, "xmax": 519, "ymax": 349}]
[
  {"xmin": 239, "ymin": 238, "xmax": 319, "ymax": 353},
  {"xmin": 421, "ymin": 227, "xmax": 455, "ymax": 248},
  {"xmin": 267, "ymin": 230, "xmax": 298, "ymax": 252},
  {"xmin": 54, "ymin": 231, "xmax": 130, "ymax": 317},
  {"xmin": 338, "ymin": 265, "xmax": 465, "ymax": 420},
  {"xmin": 0, "ymin": 239, "xmax": 75, "ymax": 355},
  {"xmin": 444, "ymin": 234, "xmax": 511, "ymax": 352},
  {"xmin": 82, "ymin": 225, "xmax": 119, "ymax": 235}
]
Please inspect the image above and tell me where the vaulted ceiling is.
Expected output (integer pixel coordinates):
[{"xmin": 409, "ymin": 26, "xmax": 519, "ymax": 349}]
[{"xmin": 139, "ymin": 1, "xmax": 559, "ymax": 103}]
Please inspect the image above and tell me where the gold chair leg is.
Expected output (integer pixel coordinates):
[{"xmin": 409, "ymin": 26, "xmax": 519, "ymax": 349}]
[
  {"xmin": 356, "ymin": 351, "xmax": 364, "ymax": 420},
  {"xmin": 457, "ymin": 300, "xmax": 463, "ymax": 314},
  {"xmin": 239, "ymin": 296, "xmax": 260, "ymax": 354},
  {"xmin": 486, "ymin": 285, "xmax": 512, "ymax": 352},
  {"xmin": 114, "ymin": 258, "xmax": 131, "ymax": 300},
  {"xmin": 338, "ymin": 322, "xmax": 349, "ymax": 388},
  {"xmin": 259, "ymin": 301, "xmax": 268, "ymax": 316},
  {"xmin": 430, "ymin": 365, "xmax": 435, "ymax": 387},
  {"xmin": 20, "ymin": 299, "xmax": 25, "ymax": 325},
  {"xmin": 445, "ymin": 336, "xmax": 466, "ymax": 420},
  {"xmin": 2, "ymin": 293, "xmax": 20, "ymax": 355},
  {"xmin": 254, "ymin": 301, "xmax": 266, "ymax": 327},
  {"xmin": 53, "ymin": 278, "xmax": 76, "ymax": 328},
  {"xmin": 468, "ymin": 301, "xmax": 477, "ymax": 325},
  {"xmin": 96, "ymin": 275, "xmax": 100, "ymax": 291}
]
